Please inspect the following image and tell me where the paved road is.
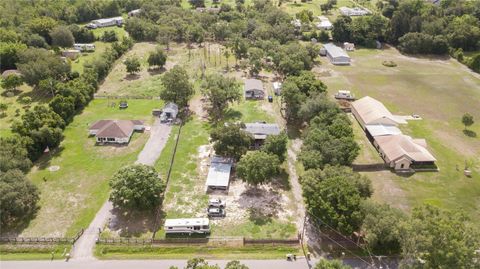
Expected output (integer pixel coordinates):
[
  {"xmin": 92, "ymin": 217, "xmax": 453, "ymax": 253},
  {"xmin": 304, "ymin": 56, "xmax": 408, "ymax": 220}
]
[
  {"xmin": 70, "ymin": 120, "xmax": 173, "ymax": 260},
  {"xmin": 0, "ymin": 259, "xmax": 313, "ymax": 269}
]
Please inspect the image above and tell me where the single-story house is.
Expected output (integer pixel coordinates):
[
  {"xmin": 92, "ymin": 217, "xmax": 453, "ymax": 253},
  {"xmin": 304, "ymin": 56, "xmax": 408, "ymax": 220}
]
[
  {"xmin": 244, "ymin": 79, "xmax": 265, "ymax": 100},
  {"xmin": 89, "ymin": 120, "xmax": 144, "ymax": 144},
  {"xmin": 205, "ymin": 156, "xmax": 234, "ymax": 191},
  {"xmin": 87, "ymin": 17, "xmax": 123, "ymax": 28},
  {"xmin": 351, "ymin": 96, "xmax": 406, "ymax": 130},
  {"xmin": 128, "ymin": 9, "xmax": 141, "ymax": 17},
  {"xmin": 373, "ymin": 134, "xmax": 436, "ymax": 171},
  {"xmin": 244, "ymin": 122, "xmax": 281, "ymax": 148},
  {"xmin": 74, "ymin": 43, "xmax": 95, "ymax": 52},
  {"xmin": 323, "ymin": 43, "xmax": 351, "ymax": 65},
  {"xmin": 160, "ymin": 102, "xmax": 179, "ymax": 122},
  {"xmin": 61, "ymin": 49, "xmax": 81, "ymax": 60},
  {"xmin": 339, "ymin": 6, "xmax": 371, "ymax": 16},
  {"xmin": 273, "ymin": 82, "xmax": 282, "ymax": 96}
]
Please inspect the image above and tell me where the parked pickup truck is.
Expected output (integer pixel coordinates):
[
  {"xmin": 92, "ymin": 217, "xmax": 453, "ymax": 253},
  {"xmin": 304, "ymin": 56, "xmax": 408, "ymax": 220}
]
[
  {"xmin": 207, "ymin": 207, "xmax": 225, "ymax": 218},
  {"xmin": 208, "ymin": 198, "xmax": 226, "ymax": 208}
]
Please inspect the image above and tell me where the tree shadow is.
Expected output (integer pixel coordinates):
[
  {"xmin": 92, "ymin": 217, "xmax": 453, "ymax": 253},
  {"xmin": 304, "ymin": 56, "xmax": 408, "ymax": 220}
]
[
  {"xmin": 147, "ymin": 67, "xmax": 166, "ymax": 76},
  {"xmin": 36, "ymin": 146, "xmax": 65, "ymax": 170},
  {"xmin": 108, "ymin": 208, "xmax": 157, "ymax": 238},
  {"xmin": 1, "ymin": 89, "xmax": 22, "ymax": 97},
  {"xmin": 18, "ymin": 89, "xmax": 50, "ymax": 104},
  {"xmin": 239, "ymin": 186, "xmax": 281, "ymax": 225},
  {"xmin": 271, "ymin": 168, "xmax": 291, "ymax": 191},
  {"xmin": 124, "ymin": 74, "xmax": 141, "ymax": 81},
  {"xmin": 0, "ymin": 209, "xmax": 39, "ymax": 237},
  {"xmin": 463, "ymin": 129, "xmax": 477, "ymax": 138},
  {"xmin": 224, "ymin": 108, "xmax": 243, "ymax": 121}
]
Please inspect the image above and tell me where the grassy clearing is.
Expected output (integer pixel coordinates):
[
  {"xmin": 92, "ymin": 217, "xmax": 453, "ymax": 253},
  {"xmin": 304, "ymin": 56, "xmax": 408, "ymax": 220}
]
[
  {"xmin": 18, "ymin": 99, "xmax": 160, "ymax": 237},
  {"xmin": 71, "ymin": 27, "xmax": 127, "ymax": 74},
  {"xmin": 319, "ymin": 47, "xmax": 480, "ymax": 221},
  {"xmin": 0, "ymin": 244, "xmax": 71, "ymax": 261},
  {"xmin": 95, "ymin": 245, "xmax": 301, "ymax": 259}
]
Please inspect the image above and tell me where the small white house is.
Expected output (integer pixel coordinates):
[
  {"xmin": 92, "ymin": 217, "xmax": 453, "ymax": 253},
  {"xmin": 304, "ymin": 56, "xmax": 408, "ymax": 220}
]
[
  {"xmin": 74, "ymin": 43, "xmax": 95, "ymax": 52},
  {"xmin": 164, "ymin": 218, "xmax": 210, "ymax": 234},
  {"xmin": 317, "ymin": 20, "xmax": 333, "ymax": 30},
  {"xmin": 88, "ymin": 17, "xmax": 123, "ymax": 28},
  {"xmin": 339, "ymin": 7, "xmax": 371, "ymax": 16},
  {"xmin": 323, "ymin": 43, "xmax": 350, "ymax": 65}
]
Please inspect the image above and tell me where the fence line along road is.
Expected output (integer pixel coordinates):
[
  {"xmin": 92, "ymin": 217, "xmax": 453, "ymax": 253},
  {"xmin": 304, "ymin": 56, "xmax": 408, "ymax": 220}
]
[
  {"xmin": 0, "ymin": 229, "xmax": 84, "ymax": 245},
  {"xmin": 96, "ymin": 237, "xmax": 299, "ymax": 247},
  {"xmin": 94, "ymin": 95, "xmax": 161, "ymax": 100}
]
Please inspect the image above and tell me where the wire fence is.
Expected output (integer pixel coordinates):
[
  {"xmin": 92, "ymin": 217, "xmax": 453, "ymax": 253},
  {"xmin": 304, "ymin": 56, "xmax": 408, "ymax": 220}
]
[{"xmin": 96, "ymin": 236, "xmax": 299, "ymax": 246}]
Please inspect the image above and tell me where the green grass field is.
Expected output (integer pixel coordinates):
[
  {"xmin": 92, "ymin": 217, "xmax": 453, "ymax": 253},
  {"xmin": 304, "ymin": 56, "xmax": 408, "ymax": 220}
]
[
  {"xmin": 95, "ymin": 245, "xmax": 301, "ymax": 259},
  {"xmin": 18, "ymin": 99, "xmax": 160, "ymax": 237},
  {"xmin": 0, "ymin": 244, "xmax": 71, "ymax": 261},
  {"xmin": 320, "ymin": 47, "xmax": 480, "ymax": 222}
]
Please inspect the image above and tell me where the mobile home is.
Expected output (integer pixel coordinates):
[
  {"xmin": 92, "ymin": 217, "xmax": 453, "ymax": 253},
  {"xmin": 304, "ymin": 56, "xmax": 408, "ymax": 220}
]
[
  {"xmin": 74, "ymin": 43, "xmax": 95, "ymax": 52},
  {"xmin": 87, "ymin": 17, "xmax": 123, "ymax": 28}
]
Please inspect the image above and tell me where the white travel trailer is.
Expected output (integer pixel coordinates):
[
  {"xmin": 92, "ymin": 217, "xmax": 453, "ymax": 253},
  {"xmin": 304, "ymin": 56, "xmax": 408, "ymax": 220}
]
[
  {"xmin": 164, "ymin": 218, "xmax": 210, "ymax": 234},
  {"xmin": 74, "ymin": 43, "xmax": 95, "ymax": 52}
]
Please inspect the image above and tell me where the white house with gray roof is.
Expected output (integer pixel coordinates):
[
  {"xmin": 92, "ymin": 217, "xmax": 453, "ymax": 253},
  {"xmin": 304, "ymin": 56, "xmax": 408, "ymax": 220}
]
[
  {"xmin": 244, "ymin": 122, "xmax": 281, "ymax": 148},
  {"xmin": 323, "ymin": 43, "xmax": 351, "ymax": 65}
]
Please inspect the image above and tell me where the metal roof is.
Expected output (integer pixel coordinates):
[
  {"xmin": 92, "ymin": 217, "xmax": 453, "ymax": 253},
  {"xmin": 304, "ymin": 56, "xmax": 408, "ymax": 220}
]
[
  {"xmin": 244, "ymin": 79, "xmax": 264, "ymax": 92},
  {"xmin": 244, "ymin": 123, "xmax": 281, "ymax": 137},
  {"xmin": 90, "ymin": 120, "xmax": 143, "ymax": 138},
  {"xmin": 92, "ymin": 17, "xmax": 123, "ymax": 24},
  {"xmin": 164, "ymin": 218, "xmax": 209, "ymax": 227},
  {"xmin": 366, "ymin": 125, "xmax": 402, "ymax": 137},
  {"xmin": 352, "ymin": 96, "xmax": 407, "ymax": 125},
  {"xmin": 323, "ymin": 43, "xmax": 350, "ymax": 59},
  {"xmin": 205, "ymin": 156, "xmax": 233, "ymax": 187}
]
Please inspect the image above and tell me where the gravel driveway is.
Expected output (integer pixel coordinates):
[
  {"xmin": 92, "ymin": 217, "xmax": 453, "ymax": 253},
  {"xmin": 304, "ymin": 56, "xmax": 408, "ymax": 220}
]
[{"xmin": 135, "ymin": 119, "xmax": 172, "ymax": 166}]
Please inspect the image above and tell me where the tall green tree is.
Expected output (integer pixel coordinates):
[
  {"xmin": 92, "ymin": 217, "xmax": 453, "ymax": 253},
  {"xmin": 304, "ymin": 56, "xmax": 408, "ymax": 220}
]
[
  {"xmin": 49, "ymin": 26, "xmax": 74, "ymax": 48},
  {"xmin": 301, "ymin": 165, "xmax": 371, "ymax": 235},
  {"xmin": 400, "ymin": 205, "xmax": 480, "ymax": 269},
  {"xmin": 124, "ymin": 56, "xmax": 141, "ymax": 75},
  {"xmin": 261, "ymin": 133, "xmax": 288, "ymax": 162},
  {"xmin": 462, "ymin": 113, "xmax": 474, "ymax": 130},
  {"xmin": 201, "ymin": 74, "xmax": 241, "ymax": 121},
  {"xmin": 210, "ymin": 123, "xmax": 253, "ymax": 161},
  {"xmin": 0, "ymin": 169, "xmax": 39, "ymax": 228},
  {"xmin": 147, "ymin": 47, "xmax": 167, "ymax": 69},
  {"xmin": 0, "ymin": 42, "xmax": 27, "ymax": 70},
  {"xmin": 1, "ymin": 74, "xmax": 23, "ymax": 92},
  {"xmin": 0, "ymin": 137, "xmax": 32, "ymax": 173},
  {"xmin": 314, "ymin": 259, "xmax": 351, "ymax": 269},
  {"xmin": 236, "ymin": 151, "xmax": 280, "ymax": 186},
  {"xmin": 109, "ymin": 165, "xmax": 165, "ymax": 210},
  {"xmin": 160, "ymin": 66, "xmax": 194, "ymax": 107},
  {"xmin": 224, "ymin": 260, "xmax": 249, "ymax": 269},
  {"xmin": 16, "ymin": 48, "xmax": 70, "ymax": 87}
]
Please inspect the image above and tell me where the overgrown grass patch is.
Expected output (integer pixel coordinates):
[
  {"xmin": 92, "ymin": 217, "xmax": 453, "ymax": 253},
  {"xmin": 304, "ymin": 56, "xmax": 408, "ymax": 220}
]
[
  {"xmin": 0, "ymin": 244, "xmax": 71, "ymax": 261},
  {"xmin": 95, "ymin": 245, "xmax": 301, "ymax": 259}
]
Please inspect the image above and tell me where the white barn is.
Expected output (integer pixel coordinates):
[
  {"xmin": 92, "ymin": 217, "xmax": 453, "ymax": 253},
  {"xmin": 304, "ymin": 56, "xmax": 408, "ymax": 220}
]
[
  {"xmin": 323, "ymin": 43, "xmax": 351, "ymax": 65},
  {"xmin": 88, "ymin": 17, "xmax": 123, "ymax": 28},
  {"xmin": 351, "ymin": 96, "xmax": 406, "ymax": 130}
]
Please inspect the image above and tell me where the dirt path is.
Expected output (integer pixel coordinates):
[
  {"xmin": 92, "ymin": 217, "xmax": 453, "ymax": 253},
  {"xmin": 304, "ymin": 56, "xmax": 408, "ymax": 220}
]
[
  {"xmin": 286, "ymin": 139, "xmax": 305, "ymax": 231},
  {"xmin": 71, "ymin": 119, "xmax": 172, "ymax": 260}
]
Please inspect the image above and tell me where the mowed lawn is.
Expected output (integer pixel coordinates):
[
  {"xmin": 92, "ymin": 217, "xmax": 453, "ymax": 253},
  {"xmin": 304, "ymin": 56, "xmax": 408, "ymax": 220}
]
[
  {"xmin": 319, "ymin": 47, "xmax": 480, "ymax": 222},
  {"xmin": 20, "ymin": 99, "xmax": 160, "ymax": 237}
]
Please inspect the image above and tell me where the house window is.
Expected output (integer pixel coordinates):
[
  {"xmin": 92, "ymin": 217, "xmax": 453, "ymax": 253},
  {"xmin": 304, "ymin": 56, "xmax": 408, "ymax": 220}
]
[
  {"xmin": 107, "ymin": 137, "xmax": 115, "ymax": 142},
  {"xmin": 194, "ymin": 226, "xmax": 200, "ymax": 230},
  {"xmin": 400, "ymin": 164, "xmax": 405, "ymax": 169}
]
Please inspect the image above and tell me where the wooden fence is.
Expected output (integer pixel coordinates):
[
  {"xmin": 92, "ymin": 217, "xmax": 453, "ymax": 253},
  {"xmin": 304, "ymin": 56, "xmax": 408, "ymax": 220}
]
[{"xmin": 0, "ymin": 229, "xmax": 84, "ymax": 245}]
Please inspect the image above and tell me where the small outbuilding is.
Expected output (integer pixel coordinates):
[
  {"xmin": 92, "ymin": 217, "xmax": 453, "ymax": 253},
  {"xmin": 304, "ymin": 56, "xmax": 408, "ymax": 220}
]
[
  {"xmin": 61, "ymin": 49, "xmax": 81, "ymax": 60},
  {"xmin": 205, "ymin": 156, "xmax": 234, "ymax": 191},
  {"xmin": 87, "ymin": 17, "xmax": 123, "ymax": 28},
  {"xmin": 244, "ymin": 79, "xmax": 265, "ymax": 100},
  {"xmin": 128, "ymin": 9, "xmax": 141, "ymax": 17},
  {"xmin": 339, "ymin": 7, "xmax": 371, "ymax": 16},
  {"xmin": 160, "ymin": 102, "xmax": 178, "ymax": 123},
  {"xmin": 273, "ymin": 82, "xmax": 282, "ymax": 96},
  {"xmin": 74, "ymin": 43, "xmax": 95, "ymax": 52},
  {"xmin": 317, "ymin": 19, "xmax": 333, "ymax": 30},
  {"xmin": 323, "ymin": 43, "xmax": 351, "ymax": 65},
  {"xmin": 344, "ymin": 42, "xmax": 355, "ymax": 51}
]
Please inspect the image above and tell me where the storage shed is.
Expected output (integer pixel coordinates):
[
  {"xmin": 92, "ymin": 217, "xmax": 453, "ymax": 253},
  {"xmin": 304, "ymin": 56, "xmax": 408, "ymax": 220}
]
[
  {"xmin": 323, "ymin": 43, "xmax": 351, "ymax": 65},
  {"xmin": 205, "ymin": 156, "xmax": 234, "ymax": 191},
  {"xmin": 161, "ymin": 102, "xmax": 179, "ymax": 122},
  {"xmin": 244, "ymin": 79, "xmax": 265, "ymax": 100}
]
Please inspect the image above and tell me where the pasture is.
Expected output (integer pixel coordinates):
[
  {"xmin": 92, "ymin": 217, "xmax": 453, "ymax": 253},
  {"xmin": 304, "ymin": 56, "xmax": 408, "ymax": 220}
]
[{"xmin": 318, "ymin": 47, "xmax": 480, "ymax": 222}]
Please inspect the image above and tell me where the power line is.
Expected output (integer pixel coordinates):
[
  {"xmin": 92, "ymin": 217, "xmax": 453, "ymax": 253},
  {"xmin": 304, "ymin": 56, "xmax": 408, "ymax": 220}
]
[{"xmin": 306, "ymin": 210, "xmax": 382, "ymax": 268}]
